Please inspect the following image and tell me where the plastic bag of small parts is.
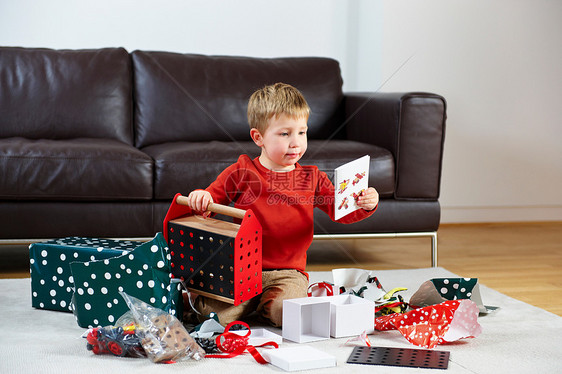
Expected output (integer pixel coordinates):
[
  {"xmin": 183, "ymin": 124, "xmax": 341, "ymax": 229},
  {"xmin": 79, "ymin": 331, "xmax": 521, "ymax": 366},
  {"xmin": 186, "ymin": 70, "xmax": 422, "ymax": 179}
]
[
  {"xmin": 85, "ymin": 323, "xmax": 146, "ymax": 358},
  {"xmin": 120, "ymin": 291, "xmax": 205, "ymax": 363}
]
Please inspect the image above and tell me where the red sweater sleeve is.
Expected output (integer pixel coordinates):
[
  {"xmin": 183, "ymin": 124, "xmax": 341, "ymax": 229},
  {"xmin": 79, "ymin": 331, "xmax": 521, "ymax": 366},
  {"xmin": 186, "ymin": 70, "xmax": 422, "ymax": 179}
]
[{"xmin": 204, "ymin": 160, "xmax": 242, "ymax": 206}]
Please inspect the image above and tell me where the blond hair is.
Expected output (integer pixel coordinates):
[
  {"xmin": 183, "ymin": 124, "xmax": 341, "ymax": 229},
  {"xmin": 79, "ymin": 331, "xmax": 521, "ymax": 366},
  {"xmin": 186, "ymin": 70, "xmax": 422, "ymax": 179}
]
[{"xmin": 247, "ymin": 83, "xmax": 310, "ymax": 134}]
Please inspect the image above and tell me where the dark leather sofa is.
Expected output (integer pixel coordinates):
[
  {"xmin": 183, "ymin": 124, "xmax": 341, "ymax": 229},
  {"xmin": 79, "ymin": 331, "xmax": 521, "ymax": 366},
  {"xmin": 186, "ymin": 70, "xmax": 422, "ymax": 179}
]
[{"xmin": 0, "ymin": 47, "xmax": 446, "ymax": 263}]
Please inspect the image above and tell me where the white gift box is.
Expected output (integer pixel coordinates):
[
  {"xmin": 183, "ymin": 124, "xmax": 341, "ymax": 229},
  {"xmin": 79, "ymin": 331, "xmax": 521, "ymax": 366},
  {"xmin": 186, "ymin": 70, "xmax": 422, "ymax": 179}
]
[
  {"xmin": 323, "ymin": 294, "xmax": 375, "ymax": 338},
  {"xmin": 262, "ymin": 346, "xmax": 336, "ymax": 371},
  {"xmin": 282, "ymin": 297, "xmax": 331, "ymax": 343},
  {"xmin": 231, "ymin": 328, "xmax": 283, "ymax": 346}
]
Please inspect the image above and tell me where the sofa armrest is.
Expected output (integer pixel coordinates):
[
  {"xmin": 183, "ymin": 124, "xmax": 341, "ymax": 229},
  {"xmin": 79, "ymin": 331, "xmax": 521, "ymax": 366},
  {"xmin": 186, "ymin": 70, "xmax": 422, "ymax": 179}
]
[{"xmin": 345, "ymin": 92, "xmax": 446, "ymax": 200}]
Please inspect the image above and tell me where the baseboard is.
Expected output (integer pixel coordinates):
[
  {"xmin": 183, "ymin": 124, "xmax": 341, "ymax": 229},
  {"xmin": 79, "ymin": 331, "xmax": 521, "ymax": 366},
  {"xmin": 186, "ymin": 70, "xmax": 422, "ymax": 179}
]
[{"xmin": 441, "ymin": 205, "xmax": 562, "ymax": 223}]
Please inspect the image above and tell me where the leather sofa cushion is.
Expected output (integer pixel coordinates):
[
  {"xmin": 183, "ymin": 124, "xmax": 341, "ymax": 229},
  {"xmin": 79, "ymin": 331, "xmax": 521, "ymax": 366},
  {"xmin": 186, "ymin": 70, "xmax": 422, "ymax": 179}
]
[
  {"xmin": 143, "ymin": 140, "xmax": 394, "ymax": 200},
  {"xmin": 312, "ymin": 199, "xmax": 441, "ymax": 234},
  {"xmin": 0, "ymin": 47, "xmax": 134, "ymax": 145},
  {"xmin": 0, "ymin": 201, "xmax": 155, "ymax": 239},
  {"xmin": 132, "ymin": 51, "xmax": 345, "ymax": 148},
  {"xmin": 0, "ymin": 138, "xmax": 152, "ymax": 200}
]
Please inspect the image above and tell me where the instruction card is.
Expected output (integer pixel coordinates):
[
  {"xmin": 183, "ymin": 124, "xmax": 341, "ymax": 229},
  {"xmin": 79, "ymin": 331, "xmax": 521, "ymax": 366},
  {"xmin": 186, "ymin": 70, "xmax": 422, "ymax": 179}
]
[{"xmin": 334, "ymin": 155, "xmax": 370, "ymax": 220}]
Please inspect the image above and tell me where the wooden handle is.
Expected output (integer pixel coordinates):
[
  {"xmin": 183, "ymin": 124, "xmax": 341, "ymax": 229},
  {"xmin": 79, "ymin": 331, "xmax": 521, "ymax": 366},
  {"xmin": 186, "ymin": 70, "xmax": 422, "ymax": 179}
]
[{"xmin": 175, "ymin": 195, "xmax": 246, "ymax": 220}]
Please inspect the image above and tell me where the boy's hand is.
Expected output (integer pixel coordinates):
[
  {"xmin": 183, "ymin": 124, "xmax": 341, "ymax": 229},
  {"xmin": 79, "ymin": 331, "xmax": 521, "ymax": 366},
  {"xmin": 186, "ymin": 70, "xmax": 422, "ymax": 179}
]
[
  {"xmin": 357, "ymin": 187, "xmax": 379, "ymax": 211},
  {"xmin": 186, "ymin": 190, "xmax": 214, "ymax": 218}
]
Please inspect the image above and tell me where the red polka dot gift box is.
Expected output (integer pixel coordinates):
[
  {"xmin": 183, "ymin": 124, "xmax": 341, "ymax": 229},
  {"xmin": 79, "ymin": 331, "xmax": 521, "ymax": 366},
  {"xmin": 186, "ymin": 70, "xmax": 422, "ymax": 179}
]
[{"xmin": 29, "ymin": 237, "xmax": 144, "ymax": 312}]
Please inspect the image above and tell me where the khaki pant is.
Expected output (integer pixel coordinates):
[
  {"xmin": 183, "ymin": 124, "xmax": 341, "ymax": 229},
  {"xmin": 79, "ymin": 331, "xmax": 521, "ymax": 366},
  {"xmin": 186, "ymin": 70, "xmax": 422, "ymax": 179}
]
[{"xmin": 192, "ymin": 269, "xmax": 308, "ymax": 327}]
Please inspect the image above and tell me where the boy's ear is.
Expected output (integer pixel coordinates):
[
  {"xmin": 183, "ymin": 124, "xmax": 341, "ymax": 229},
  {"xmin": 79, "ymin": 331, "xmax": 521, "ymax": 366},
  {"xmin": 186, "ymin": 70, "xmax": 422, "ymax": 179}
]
[{"xmin": 250, "ymin": 128, "xmax": 264, "ymax": 147}]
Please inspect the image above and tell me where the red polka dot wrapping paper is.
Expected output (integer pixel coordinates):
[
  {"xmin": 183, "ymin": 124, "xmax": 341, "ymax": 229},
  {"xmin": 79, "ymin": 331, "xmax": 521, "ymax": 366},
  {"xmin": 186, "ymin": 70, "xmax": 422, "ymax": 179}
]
[{"xmin": 375, "ymin": 300, "xmax": 482, "ymax": 349}]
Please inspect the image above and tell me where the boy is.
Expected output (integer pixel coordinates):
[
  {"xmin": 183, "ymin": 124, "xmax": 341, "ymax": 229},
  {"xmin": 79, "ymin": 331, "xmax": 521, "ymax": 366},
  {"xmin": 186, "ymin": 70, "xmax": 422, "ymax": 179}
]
[{"xmin": 184, "ymin": 83, "xmax": 379, "ymax": 327}]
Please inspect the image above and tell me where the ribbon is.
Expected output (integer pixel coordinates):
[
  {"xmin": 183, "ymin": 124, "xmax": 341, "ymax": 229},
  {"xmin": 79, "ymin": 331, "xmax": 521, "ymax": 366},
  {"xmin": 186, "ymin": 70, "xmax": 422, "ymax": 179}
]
[
  {"xmin": 375, "ymin": 300, "xmax": 407, "ymax": 315},
  {"xmin": 205, "ymin": 321, "xmax": 278, "ymax": 364},
  {"xmin": 307, "ymin": 282, "xmax": 338, "ymax": 297},
  {"xmin": 375, "ymin": 288, "xmax": 409, "ymax": 315}
]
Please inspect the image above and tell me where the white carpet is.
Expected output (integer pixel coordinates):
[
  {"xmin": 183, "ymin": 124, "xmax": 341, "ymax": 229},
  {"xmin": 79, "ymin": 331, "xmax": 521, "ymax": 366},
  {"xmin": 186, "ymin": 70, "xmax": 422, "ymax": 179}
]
[{"xmin": 1, "ymin": 267, "xmax": 561, "ymax": 373}]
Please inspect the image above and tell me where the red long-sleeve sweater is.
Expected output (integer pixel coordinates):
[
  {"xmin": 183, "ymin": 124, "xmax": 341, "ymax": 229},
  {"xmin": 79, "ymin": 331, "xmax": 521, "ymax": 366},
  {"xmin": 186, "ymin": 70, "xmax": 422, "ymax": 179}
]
[{"xmin": 205, "ymin": 155, "xmax": 376, "ymax": 272}]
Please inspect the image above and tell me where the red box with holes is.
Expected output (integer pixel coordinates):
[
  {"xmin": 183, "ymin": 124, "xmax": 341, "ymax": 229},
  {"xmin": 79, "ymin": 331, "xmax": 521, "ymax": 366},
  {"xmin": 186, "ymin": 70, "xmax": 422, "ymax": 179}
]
[{"xmin": 163, "ymin": 194, "xmax": 262, "ymax": 305}]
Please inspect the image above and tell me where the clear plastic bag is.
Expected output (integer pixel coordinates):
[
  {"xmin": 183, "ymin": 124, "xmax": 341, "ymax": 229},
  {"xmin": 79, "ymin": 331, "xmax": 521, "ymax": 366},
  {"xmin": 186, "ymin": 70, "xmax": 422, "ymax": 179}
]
[
  {"xmin": 120, "ymin": 291, "xmax": 205, "ymax": 363},
  {"xmin": 85, "ymin": 323, "xmax": 146, "ymax": 358}
]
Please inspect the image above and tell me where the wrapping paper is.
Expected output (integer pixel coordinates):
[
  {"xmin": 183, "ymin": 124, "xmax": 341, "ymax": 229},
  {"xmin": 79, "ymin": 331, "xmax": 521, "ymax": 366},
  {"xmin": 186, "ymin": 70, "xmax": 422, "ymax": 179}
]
[
  {"xmin": 410, "ymin": 278, "xmax": 494, "ymax": 314},
  {"xmin": 375, "ymin": 300, "xmax": 482, "ymax": 349},
  {"xmin": 190, "ymin": 314, "xmax": 225, "ymax": 339},
  {"xmin": 29, "ymin": 237, "xmax": 143, "ymax": 312},
  {"xmin": 344, "ymin": 330, "xmax": 372, "ymax": 347},
  {"xmin": 70, "ymin": 233, "xmax": 182, "ymax": 328},
  {"xmin": 331, "ymin": 268, "xmax": 386, "ymax": 301},
  {"xmin": 330, "ymin": 268, "xmax": 408, "ymax": 316}
]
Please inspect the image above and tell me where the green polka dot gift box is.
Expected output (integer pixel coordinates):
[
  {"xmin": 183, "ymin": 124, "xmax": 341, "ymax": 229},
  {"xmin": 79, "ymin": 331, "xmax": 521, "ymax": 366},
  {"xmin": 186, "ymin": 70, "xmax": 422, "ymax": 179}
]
[
  {"xmin": 30, "ymin": 237, "xmax": 145, "ymax": 312},
  {"xmin": 69, "ymin": 233, "xmax": 183, "ymax": 328}
]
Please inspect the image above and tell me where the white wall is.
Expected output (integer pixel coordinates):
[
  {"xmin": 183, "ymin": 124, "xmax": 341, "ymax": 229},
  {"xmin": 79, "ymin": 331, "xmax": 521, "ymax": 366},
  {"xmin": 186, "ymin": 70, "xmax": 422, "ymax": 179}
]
[
  {"xmin": 377, "ymin": 0, "xmax": 562, "ymax": 222},
  {"xmin": 0, "ymin": 0, "xmax": 355, "ymax": 78},
  {"xmin": 1, "ymin": 0, "xmax": 560, "ymax": 223}
]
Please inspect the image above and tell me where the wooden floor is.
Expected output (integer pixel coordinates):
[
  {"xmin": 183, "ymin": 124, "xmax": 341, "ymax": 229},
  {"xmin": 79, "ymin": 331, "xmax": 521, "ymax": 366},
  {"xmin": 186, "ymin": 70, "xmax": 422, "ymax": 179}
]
[
  {"xmin": 306, "ymin": 221, "xmax": 562, "ymax": 316},
  {"xmin": 2, "ymin": 222, "xmax": 561, "ymax": 316}
]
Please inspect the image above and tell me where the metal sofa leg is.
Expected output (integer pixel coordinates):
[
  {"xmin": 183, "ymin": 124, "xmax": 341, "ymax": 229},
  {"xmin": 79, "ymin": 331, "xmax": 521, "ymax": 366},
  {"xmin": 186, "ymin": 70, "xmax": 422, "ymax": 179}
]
[
  {"xmin": 312, "ymin": 231, "xmax": 439, "ymax": 268},
  {"xmin": 430, "ymin": 231, "xmax": 438, "ymax": 267}
]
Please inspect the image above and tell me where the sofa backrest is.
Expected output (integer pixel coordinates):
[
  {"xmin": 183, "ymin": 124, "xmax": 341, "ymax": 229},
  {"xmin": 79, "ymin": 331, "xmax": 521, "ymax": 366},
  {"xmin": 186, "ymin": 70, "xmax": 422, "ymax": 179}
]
[
  {"xmin": 0, "ymin": 47, "xmax": 134, "ymax": 144},
  {"xmin": 132, "ymin": 51, "xmax": 344, "ymax": 148}
]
